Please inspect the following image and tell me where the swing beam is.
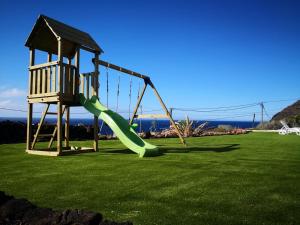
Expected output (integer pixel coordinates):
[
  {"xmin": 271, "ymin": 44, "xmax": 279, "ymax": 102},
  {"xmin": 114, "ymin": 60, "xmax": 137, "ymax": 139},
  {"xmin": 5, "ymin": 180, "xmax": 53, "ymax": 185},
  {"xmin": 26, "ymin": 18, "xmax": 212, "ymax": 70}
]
[{"xmin": 92, "ymin": 58, "xmax": 186, "ymax": 146}]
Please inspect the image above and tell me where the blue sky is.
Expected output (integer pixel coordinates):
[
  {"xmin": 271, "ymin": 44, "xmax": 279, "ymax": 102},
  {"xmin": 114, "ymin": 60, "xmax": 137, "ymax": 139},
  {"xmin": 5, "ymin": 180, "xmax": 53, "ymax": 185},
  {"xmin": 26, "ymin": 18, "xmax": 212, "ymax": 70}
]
[{"xmin": 0, "ymin": 0, "xmax": 299, "ymax": 120}]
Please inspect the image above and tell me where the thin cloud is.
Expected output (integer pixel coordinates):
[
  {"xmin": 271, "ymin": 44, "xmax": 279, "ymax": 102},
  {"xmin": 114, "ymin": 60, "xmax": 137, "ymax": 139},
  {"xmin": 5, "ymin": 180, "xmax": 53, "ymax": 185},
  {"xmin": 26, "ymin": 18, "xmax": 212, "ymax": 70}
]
[
  {"xmin": 0, "ymin": 100, "xmax": 12, "ymax": 107},
  {"xmin": 0, "ymin": 88, "xmax": 26, "ymax": 98}
]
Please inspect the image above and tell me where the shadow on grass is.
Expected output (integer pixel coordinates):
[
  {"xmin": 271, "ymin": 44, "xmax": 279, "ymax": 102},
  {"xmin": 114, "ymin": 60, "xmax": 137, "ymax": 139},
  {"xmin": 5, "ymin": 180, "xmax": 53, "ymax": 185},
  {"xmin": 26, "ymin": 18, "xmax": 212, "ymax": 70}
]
[
  {"xmin": 102, "ymin": 143, "xmax": 239, "ymax": 156},
  {"xmin": 160, "ymin": 143, "xmax": 240, "ymax": 153}
]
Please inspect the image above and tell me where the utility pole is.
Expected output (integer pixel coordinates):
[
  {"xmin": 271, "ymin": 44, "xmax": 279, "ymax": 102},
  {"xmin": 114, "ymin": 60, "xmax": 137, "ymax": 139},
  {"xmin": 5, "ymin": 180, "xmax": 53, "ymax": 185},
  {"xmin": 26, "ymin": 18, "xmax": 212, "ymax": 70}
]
[{"xmin": 252, "ymin": 113, "xmax": 256, "ymax": 128}]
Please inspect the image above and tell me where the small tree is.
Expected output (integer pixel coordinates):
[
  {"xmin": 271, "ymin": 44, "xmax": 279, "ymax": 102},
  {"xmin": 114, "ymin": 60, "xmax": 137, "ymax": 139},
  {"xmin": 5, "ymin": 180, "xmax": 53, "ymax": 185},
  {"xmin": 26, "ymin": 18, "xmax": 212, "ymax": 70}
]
[{"xmin": 176, "ymin": 116, "xmax": 193, "ymax": 137}]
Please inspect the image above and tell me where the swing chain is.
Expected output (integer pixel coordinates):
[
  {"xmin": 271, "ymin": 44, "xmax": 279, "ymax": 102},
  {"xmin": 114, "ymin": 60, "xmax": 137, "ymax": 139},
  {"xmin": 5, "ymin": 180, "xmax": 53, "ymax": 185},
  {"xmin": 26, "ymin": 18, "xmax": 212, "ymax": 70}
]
[{"xmin": 106, "ymin": 66, "xmax": 109, "ymax": 108}]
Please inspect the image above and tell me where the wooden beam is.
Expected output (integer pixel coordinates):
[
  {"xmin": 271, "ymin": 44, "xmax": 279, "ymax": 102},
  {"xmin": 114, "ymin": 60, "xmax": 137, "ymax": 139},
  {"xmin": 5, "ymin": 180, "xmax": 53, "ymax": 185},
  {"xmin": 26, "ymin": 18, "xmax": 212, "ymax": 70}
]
[
  {"xmin": 47, "ymin": 53, "xmax": 52, "ymax": 93},
  {"xmin": 65, "ymin": 63, "xmax": 70, "ymax": 96},
  {"xmin": 29, "ymin": 61, "xmax": 58, "ymax": 70},
  {"xmin": 42, "ymin": 68, "xmax": 46, "ymax": 94},
  {"xmin": 80, "ymin": 74, "xmax": 85, "ymax": 94},
  {"xmin": 26, "ymin": 103, "xmax": 33, "ymax": 150},
  {"xmin": 93, "ymin": 53, "xmax": 99, "ymax": 152},
  {"xmin": 26, "ymin": 48, "xmax": 35, "ymax": 151},
  {"xmin": 26, "ymin": 149, "xmax": 60, "ymax": 156},
  {"xmin": 74, "ymin": 47, "xmax": 80, "ymax": 95},
  {"xmin": 129, "ymin": 82, "xmax": 147, "ymax": 125},
  {"xmin": 27, "ymin": 96, "xmax": 59, "ymax": 103},
  {"xmin": 68, "ymin": 58, "xmax": 73, "ymax": 96},
  {"xmin": 36, "ymin": 69, "xmax": 41, "ymax": 94},
  {"xmin": 32, "ymin": 70, "xmax": 36, "ymax": 94},
  {"xmin": 51, "ymin": 66, "xmax": 56, "ymax": 92},
  {"xmin": 149, "ymin": 82, "xmax": 186, "ymax": 146},
  {"xmin": 93, "ymin": 59, "xmax": 150, "ymax": 81},
  {"xmin": 86, "ymin": 74, "xmax": 90, "ymax": 99},
  {"xmin": 57, "ymin": 101, "xmax": 63, "ymax": 154},
  {"xmin": 28, "ymin": 92, "xmax": 59, "ymax": 98},
  {"xmin": 28, "ymin": 49, "xmax": 35, "ymax": 95},
  {"xmin": 57, "ymin": 39, "xmax": 63, "ymax": 154},
  {"xmin": 64, "ymin": 106, "xmax": 70, "ymax": 148}
]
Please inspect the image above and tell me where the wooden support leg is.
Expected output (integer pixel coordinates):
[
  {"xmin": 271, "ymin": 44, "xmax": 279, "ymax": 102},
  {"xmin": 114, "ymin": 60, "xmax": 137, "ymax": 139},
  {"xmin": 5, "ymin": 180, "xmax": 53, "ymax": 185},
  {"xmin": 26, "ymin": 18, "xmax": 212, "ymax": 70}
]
[
  {"xmin": 93, "ymin": 53, "xmax": 99, "ymax": 152},
  {"xmin": 26, "ymin": 103, "xmax": 33, "ymax": 150},
  {"xmin": 148, "ymin": 81, "xmax": 186, "ymax": 146},
  {"xmin": 57, "ymin": 102, "xmax": 63, "ymax": 154},
  {"xmin": 64, "ymin": 106, "xmax": 70, "ymax": 149},
  {"xmin": 94, "ymin": 116, "xmax": 98, "ymax": 152}
]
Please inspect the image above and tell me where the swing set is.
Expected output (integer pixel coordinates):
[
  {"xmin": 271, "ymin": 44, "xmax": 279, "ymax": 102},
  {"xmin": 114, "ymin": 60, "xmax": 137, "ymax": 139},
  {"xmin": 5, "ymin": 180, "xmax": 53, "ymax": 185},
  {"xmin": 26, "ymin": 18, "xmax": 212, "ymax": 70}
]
[{"xmin": 94, "ymin": 59, "xmax": 186, "ymax": 145}]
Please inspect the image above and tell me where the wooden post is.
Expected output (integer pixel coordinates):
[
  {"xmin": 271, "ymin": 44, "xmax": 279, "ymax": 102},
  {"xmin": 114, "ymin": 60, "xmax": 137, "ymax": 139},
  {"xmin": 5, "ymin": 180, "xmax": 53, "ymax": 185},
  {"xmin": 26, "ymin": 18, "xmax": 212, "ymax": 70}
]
[
  {"xmin": 92, "ymin": 53, "xmax": 100, "ymax": 152},
  {"xmin": 74, "ymin": 47, "xmax": 80, "ymax": 96},
  {"xmin": 26, "ymin": 48, "xmax": 35, "ymax": 150},
  {"xmin": 86, "ymin": 74, "xmax": 90, "ymax": 99},
  {"xmin": 148, "ymin": 81, "xmax": 186, "ymax": 146},
  {"xmin": 65, "ymin": 106, "xmax": 70, "ymax": 148},
  {"xmin": 26, "ymin": 104, "xmax": 33, "ymax": 150},
  {"xmin": 57, "ymin": 102, "xmax": 63, "ymax": 154},
  {"xmin": 47, "ymin": 53, "xmax": 52, "ymax": 93},
  {"xmin": 57, "ymin": 39, "xmax": 63, "ymax": 154},
  {"xmin": 64, "ymin": 57, "xmax": 71, "ymax": 149},
  {"xmin": 129, "ymin": 82, "xmax": 147, "ymax": 125}
]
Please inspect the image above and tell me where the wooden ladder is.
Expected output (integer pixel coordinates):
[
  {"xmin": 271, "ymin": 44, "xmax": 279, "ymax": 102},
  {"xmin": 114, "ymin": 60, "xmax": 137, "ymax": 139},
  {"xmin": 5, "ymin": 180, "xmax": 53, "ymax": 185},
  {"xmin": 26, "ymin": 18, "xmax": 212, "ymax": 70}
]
[{"xmin": 31, "ymin": 104, "xmax": 66, "ymax": 150}]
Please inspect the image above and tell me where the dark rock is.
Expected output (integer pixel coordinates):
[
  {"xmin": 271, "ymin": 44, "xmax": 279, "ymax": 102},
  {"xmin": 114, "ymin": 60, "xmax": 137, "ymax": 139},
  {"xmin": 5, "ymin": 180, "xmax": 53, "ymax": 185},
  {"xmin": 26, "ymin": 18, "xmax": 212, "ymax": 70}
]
[
  {"xmin": 0, "ymin": 191, "xmax": 13, "ymax": 206},
  {"xmin": 0, "ymin": 198, "xmax": 36, "ymax": 221},
  {"xmin": 22, "ymin": 207, "xmax": 59, "ymax": 225},
  {"xmin": 0, "ymin": 191, "xmax": 132, "ymax": 225},
  {"xmin": 100, "ymin": 220, "xmax": 133, "ymax": 225},
  {"xmin": 59, "ymin": 209, "xmax": 102, "ymax": 225}
]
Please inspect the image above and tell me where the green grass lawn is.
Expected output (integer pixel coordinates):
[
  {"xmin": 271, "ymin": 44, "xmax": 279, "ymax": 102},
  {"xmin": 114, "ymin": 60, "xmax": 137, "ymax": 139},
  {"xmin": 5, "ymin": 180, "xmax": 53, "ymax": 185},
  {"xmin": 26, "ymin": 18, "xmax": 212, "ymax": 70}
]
[{"xmin": 0, "ymin": 132, "xmax": 299, "ymax": 225}]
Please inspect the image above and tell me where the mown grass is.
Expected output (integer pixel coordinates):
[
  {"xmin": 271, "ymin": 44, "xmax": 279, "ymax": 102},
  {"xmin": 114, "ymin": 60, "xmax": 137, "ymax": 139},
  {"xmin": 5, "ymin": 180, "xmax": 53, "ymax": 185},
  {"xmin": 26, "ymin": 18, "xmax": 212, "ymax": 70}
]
[{"xmin": 0, "ymin": 132, "xmax": 299, "ymax": 225}]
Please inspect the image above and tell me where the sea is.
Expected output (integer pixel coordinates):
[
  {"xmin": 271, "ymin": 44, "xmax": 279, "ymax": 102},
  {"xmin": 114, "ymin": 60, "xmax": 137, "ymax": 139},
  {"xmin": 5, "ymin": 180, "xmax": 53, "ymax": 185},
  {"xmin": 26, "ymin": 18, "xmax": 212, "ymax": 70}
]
[{"xmin": 0, "ymin": 117, "xmax": 259, "ymax": 135}]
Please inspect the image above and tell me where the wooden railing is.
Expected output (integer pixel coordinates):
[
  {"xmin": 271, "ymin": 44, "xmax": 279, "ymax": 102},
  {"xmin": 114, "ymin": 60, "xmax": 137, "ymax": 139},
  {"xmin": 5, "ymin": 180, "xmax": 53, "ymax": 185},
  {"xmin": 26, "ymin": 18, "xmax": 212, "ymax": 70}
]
[
  {"xmin": 80, "ymin": 72, "xmax": 98, "ymax": 99},
  {"xmin": 28, "ymin": 61, "xmax": 78, "ymax": 98}
]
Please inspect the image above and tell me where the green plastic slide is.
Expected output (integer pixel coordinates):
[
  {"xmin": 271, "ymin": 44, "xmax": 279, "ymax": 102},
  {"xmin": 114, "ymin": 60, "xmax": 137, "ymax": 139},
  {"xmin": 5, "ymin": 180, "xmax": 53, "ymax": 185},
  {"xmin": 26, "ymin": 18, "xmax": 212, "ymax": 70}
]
[{"xmin": 79, "ymin": 94, "xmax": 159, "ymax": 157}]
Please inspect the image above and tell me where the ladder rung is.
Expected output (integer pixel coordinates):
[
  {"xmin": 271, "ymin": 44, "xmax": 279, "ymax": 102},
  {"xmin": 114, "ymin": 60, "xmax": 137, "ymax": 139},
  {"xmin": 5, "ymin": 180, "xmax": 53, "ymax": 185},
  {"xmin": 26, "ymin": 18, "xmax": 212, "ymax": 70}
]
[
  {"xmin": 37, "ymin": 134, "xmax": 53, "ymax": 138},
  {"xmin": 46, "ymin": 112, "xmax": 58, "ymax": 115}
]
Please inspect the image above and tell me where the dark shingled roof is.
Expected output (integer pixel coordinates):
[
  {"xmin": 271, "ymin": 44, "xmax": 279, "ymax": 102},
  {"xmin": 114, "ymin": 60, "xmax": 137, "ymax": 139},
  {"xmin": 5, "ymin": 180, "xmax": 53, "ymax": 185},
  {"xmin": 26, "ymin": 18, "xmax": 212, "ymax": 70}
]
[{"xmin": 25, "ymin": 15, "xmax": 103, "ymax": 56}]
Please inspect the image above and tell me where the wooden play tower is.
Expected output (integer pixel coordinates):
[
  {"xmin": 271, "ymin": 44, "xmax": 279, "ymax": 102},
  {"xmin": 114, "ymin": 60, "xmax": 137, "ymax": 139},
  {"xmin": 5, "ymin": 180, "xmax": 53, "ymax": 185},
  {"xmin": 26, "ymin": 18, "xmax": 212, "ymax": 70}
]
[
  {"xmin": 25, "ymin": 15, "xmax": 185, "ymax": 156},
  {"xmin": 25, "ymin": 15, "xmax": 102, "ymax": 155}
]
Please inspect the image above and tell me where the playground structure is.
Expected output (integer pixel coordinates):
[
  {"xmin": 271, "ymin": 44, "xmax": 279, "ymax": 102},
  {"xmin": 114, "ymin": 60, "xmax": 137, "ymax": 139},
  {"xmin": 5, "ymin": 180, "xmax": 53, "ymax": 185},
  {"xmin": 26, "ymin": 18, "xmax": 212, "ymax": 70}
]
[{"xmin": 25, "ymin": 15, "xmax": 185, "ymax": 156}]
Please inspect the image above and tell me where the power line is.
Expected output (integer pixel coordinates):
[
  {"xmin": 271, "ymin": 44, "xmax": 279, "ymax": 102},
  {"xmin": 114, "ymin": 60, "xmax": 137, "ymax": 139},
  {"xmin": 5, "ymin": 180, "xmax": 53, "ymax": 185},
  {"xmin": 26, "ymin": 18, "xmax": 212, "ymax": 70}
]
[
  {"xmin": 0, "ymin": 97, "xmax": 298, "ymax": 116},
  {"xmin": 173, "ymin": 102, "xmax": 259, "ymax": 111},
  {"xmin": 0, "ymin": 107, "xmax": 28, "ymax": 113},
  {"xmin": 173, "ymin": 103, "xmax": 259, "ymax": 113},
  {"xmin": 263, "ymin": 98, "xmax": 299, "ymax": 104}
]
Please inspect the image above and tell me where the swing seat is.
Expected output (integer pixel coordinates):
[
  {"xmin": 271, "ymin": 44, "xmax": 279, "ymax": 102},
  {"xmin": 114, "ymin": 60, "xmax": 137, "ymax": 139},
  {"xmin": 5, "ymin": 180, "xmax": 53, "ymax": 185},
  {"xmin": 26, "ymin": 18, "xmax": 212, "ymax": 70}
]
[{"xmin": 131, "ymin": 123, "xmax": 138, "ymax": 130}]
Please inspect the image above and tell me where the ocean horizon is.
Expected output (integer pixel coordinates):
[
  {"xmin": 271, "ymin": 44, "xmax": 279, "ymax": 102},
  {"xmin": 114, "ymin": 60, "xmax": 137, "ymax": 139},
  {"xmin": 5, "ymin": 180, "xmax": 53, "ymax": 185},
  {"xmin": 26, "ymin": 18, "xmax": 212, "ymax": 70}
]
[{"xmin": 0, "ymin": 117, "xmax": 260, "ymax": 135}]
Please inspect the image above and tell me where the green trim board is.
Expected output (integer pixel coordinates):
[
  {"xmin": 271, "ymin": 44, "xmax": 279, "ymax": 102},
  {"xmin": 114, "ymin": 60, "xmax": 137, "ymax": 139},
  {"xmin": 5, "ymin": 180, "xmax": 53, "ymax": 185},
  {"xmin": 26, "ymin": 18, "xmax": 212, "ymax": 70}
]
[{"xmin": 79, "ymin": 94, "xmax": 159, "ymax": 157}]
